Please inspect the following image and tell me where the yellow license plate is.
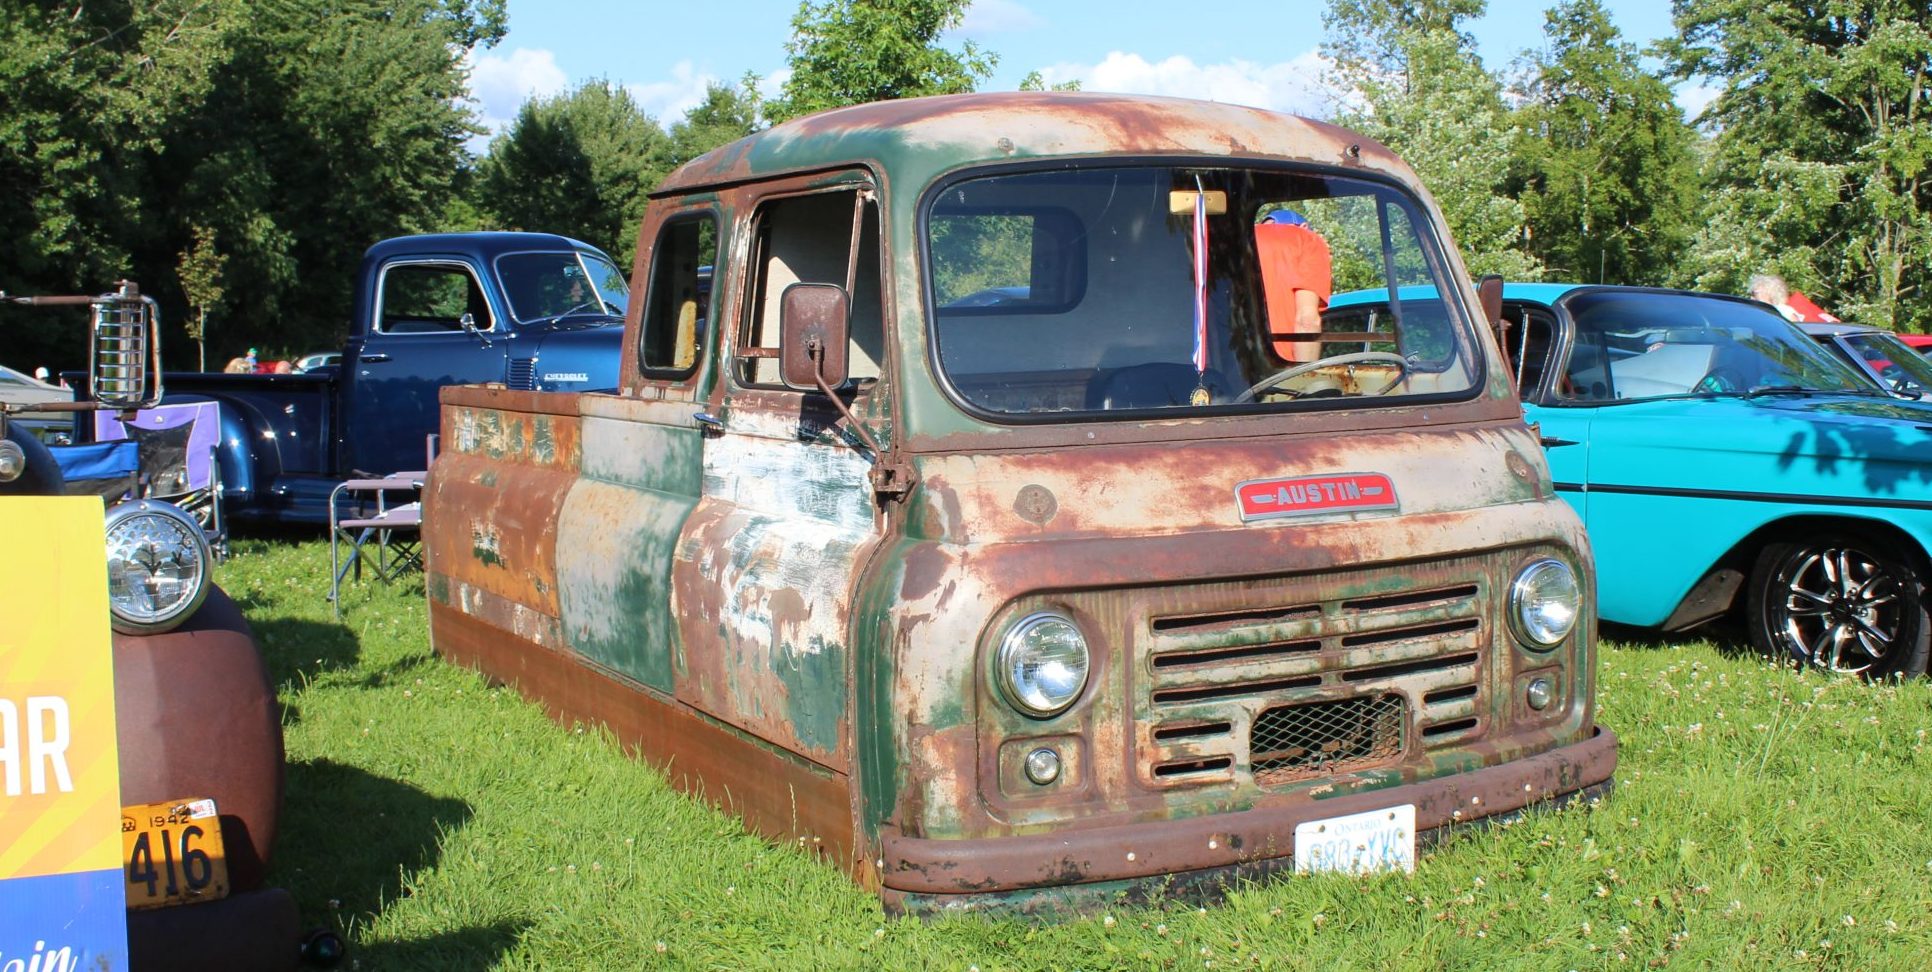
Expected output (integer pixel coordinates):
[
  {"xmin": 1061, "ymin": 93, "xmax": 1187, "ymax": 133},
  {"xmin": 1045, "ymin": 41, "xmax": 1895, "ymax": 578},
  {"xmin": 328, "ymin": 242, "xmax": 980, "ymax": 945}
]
[{"xmin": 121, "ymin": 798, "xmax": 230, "ymax": 909}]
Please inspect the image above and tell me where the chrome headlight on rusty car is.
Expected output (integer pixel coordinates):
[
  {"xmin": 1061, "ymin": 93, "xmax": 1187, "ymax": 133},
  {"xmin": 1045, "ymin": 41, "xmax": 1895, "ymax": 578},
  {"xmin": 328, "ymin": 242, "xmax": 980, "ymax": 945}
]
[
  {"xmin": 1510, "ymin": 557, "xmax": 1581, "ymax": 649},
  {"xmin": 104, "ymin": 499, "xmax": 211, "ymax": 634},
  {"xmin": 997, "ymin": 612, "xmax": 1091, "ymax": 717}
]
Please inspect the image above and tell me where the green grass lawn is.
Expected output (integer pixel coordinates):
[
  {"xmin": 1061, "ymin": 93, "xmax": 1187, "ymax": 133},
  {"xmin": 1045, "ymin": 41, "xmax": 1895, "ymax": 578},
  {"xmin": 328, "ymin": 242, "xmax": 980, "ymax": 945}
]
[{"xmin": 224, "ymin": 538, "xmax": 1932, "ymax": 971}]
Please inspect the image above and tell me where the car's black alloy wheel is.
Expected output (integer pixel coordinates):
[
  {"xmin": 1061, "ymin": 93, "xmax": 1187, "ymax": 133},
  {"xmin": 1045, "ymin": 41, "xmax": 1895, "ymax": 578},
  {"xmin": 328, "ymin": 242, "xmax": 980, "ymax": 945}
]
[{"xmin": 1747, "ymin": 533, "xmax": 1931, "ymax": 678}]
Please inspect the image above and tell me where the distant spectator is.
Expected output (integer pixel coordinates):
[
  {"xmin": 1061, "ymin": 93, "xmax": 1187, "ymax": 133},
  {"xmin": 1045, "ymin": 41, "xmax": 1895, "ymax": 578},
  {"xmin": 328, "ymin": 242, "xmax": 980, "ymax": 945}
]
[
  {"xmin": 270, "ymin": 360, "xmax": 293, "ymax": 374},
  {"xmin": 1255, "ymin": 209, "xmax": 1333, "ymax": 363},
  {"xmin": 33, "ymin": 366, "xmax": 50, "ymax": 382},
  {"xmin": 223, "ymin": 356, "xmax": 251, "ymax": 374},
  {"xmin": 1747, "ymin": 273, "xmax": 1839, "ymax": 323}
]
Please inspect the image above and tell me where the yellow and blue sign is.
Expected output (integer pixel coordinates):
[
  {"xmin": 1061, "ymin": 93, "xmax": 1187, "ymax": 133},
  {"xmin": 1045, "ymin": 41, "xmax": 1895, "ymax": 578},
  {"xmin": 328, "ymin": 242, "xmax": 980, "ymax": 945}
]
[{"xmin": 0, "ymin": 498, "xmax": 127, "ymax": 970}]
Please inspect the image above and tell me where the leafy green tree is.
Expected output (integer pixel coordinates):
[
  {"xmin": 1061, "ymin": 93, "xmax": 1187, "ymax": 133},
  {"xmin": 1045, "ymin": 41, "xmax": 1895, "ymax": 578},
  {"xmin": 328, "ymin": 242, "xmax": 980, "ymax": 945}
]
[
  {"xmin": 177, "ymin": 224, "xmax": 227, "ymax": 372},
  {"xmin": 1509, "ymin": 0, "xmax": 1699, "ymax": 285},
  {"xmin": 474, "ymin": 80, "xmax": 669, "ymax": 265},
  {"xmin": 0, "ymin": 0, "xmax": 228, "ymax": 368},
  {"xmin": 1667, "ymin": 1, "xmax": 1932, "ymax": 328},
  {"xmin": 766, "ymin": 0, "xmax": 996, "ymax": 124},
  {"xmin": 1018, "ymin": 71, "xmax": 1081, "ymax": 92},
  {"xmin": 663, "ymin": 75, "xmax": 765, "ymax": 170},
  {"xmin": 1323, "ymin": 0, "xmax": 1541, "ymax": 279},
  {"xmin": 1, "ymin": 0, "xmax": 501, "ymax": 369}
]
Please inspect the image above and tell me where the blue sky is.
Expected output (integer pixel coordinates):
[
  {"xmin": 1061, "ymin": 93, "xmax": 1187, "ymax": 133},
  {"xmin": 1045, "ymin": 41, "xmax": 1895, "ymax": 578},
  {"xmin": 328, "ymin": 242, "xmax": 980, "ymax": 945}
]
[{"xmin": 467, "ymin": 1, "xmax": 1700, "ymax": 143}]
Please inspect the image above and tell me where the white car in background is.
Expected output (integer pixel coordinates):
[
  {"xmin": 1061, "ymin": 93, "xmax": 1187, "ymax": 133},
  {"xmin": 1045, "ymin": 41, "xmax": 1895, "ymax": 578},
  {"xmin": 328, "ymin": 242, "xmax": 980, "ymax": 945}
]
[
  {"xmin": 0, "ymin": 363, "xmax": 74, "ymax": 442},
  {"xmin": 1799, "ymin": 322, "xmax": 1932, "ymax": 399}
]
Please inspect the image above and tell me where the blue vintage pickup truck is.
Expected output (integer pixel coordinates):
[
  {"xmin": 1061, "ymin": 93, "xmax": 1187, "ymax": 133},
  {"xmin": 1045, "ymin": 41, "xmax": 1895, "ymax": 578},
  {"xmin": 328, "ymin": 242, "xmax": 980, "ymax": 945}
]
[{"xmin": 139, "ymin": 232, "xmax": 629, "ymax": 524}]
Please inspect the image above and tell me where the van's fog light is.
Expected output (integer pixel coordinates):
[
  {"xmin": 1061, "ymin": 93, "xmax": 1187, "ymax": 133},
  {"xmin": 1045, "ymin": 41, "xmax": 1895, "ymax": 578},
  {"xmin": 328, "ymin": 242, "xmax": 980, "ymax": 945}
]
[
  {"xmin": 1023, "ymin": 747, "xmax": 1062, "ymax": 785},
  {"xmin": 1526, "ymin": 677, "xmax": 1554, "ymax": 711}
]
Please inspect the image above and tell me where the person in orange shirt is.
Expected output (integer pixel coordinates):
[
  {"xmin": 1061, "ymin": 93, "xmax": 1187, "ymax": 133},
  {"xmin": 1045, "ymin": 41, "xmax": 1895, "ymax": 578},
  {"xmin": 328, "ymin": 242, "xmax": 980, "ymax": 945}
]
[{"xmin": 1254, "ymin": 209, "xmax": 1332, "ymax": 362}]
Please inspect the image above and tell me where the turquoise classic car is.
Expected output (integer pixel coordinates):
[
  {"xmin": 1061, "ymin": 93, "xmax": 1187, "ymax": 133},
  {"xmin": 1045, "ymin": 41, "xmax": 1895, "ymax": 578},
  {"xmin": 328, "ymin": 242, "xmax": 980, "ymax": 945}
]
[{"xmin": 1330, "ymin": 284, "xmax": 1931, "ymax": 678}]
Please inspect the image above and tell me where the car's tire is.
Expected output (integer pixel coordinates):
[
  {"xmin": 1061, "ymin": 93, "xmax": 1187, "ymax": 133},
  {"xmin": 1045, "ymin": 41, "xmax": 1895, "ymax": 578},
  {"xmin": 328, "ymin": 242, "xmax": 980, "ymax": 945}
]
[{"xmin": 1746, "ymin": 531, "xmax": 1931, "ymax": 679}]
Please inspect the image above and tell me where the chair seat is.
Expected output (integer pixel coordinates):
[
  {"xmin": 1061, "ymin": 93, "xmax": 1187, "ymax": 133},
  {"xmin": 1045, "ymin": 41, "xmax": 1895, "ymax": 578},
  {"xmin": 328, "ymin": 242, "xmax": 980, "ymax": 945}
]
[{"xmin": 329, "ymin": 478, "xmax": 425, "ymax": 616}]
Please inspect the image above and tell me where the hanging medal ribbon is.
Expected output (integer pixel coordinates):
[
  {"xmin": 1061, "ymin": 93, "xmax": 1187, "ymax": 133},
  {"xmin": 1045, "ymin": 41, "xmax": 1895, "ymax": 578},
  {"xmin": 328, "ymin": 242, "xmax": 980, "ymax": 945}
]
[{"xmin": 1190, "ymin": 176, "xmax": 1210, "ymax": 403}]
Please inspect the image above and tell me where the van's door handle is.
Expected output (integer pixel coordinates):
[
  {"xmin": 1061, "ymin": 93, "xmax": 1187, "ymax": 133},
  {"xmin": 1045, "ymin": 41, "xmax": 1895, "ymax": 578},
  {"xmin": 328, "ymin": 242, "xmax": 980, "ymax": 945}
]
[
  {"xmin": 1539, "ymin": 435, "xmax": 1580, "ymax": 448},
  {"xmin": 693, "ymin": 411, "xmax": 724, "ymax": 431}
]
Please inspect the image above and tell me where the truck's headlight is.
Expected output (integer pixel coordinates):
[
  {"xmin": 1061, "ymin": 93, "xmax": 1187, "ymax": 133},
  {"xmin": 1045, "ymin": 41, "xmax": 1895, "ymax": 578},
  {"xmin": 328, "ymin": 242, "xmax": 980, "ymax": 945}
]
[
  {"xmin": 1510, "ymin": 558, "xmax": 1580, "ymax": 648},
  {"xmin": 104, "ymin": 500, "xmax": 211, "ymax": 634},
  {"xmin": 997, "ymin": 612, "xmax": 1090, "ymax": 717}
]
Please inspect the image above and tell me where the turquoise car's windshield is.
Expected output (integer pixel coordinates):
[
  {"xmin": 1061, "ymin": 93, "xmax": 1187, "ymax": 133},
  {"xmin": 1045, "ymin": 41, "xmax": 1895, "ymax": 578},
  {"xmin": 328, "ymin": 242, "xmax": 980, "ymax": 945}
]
[
  {"xmin": 1557, "ymin": 291, "xmax": 1872, "ymax": 402},
  {"xmin": 925, "ymin": 165, "xmax": 1483, "ymax": 418}
]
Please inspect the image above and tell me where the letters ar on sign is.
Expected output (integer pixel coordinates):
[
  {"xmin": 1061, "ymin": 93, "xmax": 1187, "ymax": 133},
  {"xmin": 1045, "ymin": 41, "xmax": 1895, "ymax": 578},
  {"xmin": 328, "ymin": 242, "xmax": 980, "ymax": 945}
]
[{"xmin": 0, "ymin": 498, "xmax": 128, "ymax": 971}]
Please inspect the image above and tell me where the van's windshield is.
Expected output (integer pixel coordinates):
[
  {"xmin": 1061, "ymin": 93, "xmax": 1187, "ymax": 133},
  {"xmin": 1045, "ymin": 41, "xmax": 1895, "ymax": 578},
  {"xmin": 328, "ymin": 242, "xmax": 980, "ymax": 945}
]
[{"xmin": 926, "ymin": 165, "xmax": 1482, "ymax": 418}]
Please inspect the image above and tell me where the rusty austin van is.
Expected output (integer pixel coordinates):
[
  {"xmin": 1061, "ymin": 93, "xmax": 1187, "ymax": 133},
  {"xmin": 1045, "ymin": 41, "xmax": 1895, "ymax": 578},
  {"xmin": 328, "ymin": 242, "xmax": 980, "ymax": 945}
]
[{"xmin": 423, "ymin": 92, "xmax": 1617, "ymax": 913}]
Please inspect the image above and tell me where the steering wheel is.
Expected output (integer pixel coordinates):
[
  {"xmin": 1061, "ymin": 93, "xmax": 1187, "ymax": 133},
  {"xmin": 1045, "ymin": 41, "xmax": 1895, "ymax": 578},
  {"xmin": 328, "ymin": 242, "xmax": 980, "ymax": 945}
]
[
  {"xmin": 1234, "ymin": 351, "xmax": 1411, "ymax": 404},
  {"xmin": 1694, "ymin": 367, "xmax": 1748, "ymax": 394}
]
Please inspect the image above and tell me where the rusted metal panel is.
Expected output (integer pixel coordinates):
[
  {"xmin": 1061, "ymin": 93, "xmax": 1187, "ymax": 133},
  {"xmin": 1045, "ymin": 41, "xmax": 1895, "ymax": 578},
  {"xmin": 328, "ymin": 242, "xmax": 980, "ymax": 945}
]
[
  {"xmin": 878, "ymin": 727, "xmax": 1616, "ymax": 898},
  {"xmin": 431, "ymin": 600, "xmax": 862, "ymax": 877},
  {"xmin": 670, "ymin": 407, "xmax": 878, "ymax": 772},
  {"xmin": 112, "ymin": 586, "xmax": 282, "ymax": 893},
  {"xmin": 867, "ymin": 483, "xmax": 1595, "ymax": 843},
  {"xmin": 427, "ymin": 388, "xmax": 582, "ymax": 619},
  {"xmin": 659, "ymin": 93, "xmax": 1413, "ymax": 197}
]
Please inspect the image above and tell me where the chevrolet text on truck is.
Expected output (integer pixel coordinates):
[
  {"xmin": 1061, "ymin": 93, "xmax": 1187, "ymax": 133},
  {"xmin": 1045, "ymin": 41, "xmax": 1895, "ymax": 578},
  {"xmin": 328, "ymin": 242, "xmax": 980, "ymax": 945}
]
[{"xmin": 422, "ymin": 92, "xmax": 1618, "ymax": 912}]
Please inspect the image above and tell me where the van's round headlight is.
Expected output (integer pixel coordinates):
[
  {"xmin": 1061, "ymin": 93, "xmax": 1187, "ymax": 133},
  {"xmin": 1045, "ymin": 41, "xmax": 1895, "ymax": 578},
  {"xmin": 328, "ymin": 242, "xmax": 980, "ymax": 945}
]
[
  {"xmin": 104, "ymin": 500, "xmax": 211, "ymax": 634},
  {"xmin": 997, "ymin": 612, "xmax": 1090, "ymax": 717},
  {"xmin": 1510, "ymin": 558, "xmax": 1580, "ymax": 648}
]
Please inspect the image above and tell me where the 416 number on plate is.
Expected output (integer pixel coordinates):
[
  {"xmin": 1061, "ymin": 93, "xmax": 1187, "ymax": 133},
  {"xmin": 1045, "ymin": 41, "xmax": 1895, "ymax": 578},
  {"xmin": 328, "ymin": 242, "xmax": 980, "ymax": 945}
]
[{"xmin": 122, "ymin": 798, "xmax": 230, "ymax": 909}]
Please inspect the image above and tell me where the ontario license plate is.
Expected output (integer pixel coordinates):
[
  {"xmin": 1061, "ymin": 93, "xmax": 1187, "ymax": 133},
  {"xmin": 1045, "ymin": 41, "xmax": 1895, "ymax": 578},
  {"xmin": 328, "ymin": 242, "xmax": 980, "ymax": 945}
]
[
  {"xmin": 1294, "ymin": 803, "xmax": 1417, "ymax": 875},
  {"xmin": 122, "ymin": 798, "xmax": 230, "ymax": 909}
]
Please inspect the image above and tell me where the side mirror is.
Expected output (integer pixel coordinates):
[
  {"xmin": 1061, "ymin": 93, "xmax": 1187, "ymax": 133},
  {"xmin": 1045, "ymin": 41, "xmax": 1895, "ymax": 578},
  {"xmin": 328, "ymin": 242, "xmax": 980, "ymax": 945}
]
[
  {"xmin": 779, "ymin": 283, "xmax": 850, "ymax": 392},
  {"xmin": 1476, "ymin": 274, "xmax": 1503, "ymax": 330}
]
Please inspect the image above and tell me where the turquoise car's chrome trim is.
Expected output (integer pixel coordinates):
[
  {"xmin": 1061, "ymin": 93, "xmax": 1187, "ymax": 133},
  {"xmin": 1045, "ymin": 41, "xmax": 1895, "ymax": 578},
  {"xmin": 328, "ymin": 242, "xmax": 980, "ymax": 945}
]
[{"xmin": 1553, "ymin": 481, "xmax": 1932, "ymax": 512}]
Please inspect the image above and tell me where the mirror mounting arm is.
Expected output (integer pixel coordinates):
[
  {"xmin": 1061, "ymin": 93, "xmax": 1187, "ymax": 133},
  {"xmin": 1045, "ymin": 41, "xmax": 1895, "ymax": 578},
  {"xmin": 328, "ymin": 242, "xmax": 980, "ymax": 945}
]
[{"xmin": 806, "ymin": 340, "xmax": 914, "ymax": 500}]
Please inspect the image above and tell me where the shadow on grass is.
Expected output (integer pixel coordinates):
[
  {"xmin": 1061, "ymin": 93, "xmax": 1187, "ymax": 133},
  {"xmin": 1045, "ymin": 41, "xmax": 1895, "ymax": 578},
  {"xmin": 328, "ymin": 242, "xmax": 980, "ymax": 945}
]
[
  {"xmin": 275, "ymin": 759, "xmax": 477, "ymax": 945},
  {"xmin": 351, "ymin": 921, "xmax": 533, "ymax": 971},
  {"xmin": 251, "ymin": 616, "xmax": 366, "ymax": 692},
  {"xmin": 1601, "ymin": 619, "xmax": 1757, "ymax": 658}
]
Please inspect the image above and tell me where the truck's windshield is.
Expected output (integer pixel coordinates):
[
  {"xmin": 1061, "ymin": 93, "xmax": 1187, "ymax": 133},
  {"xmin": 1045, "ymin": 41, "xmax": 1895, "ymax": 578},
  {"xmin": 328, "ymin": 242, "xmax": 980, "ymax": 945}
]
[
  {"xmin": 926, "ymin": 165, "xmax": 1481, "ymax": 417},
  {"xmin": 496, "ymin": 251, "xmax": 631, "ymax": 325}
]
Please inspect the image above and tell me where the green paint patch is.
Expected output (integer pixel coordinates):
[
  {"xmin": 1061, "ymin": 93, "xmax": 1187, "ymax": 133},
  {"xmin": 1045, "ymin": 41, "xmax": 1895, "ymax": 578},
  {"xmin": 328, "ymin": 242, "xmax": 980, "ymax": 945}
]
[
  {"xmin": 533, "ymin": 417, "xmax": 557, "ymax": 465},
  {"xmin": 780, "ymin": 635, "xmax": 847, "ymax": 755},
  {"xmin": 472, "ymin": 528, "xmax": 504, "ymax": 567}
]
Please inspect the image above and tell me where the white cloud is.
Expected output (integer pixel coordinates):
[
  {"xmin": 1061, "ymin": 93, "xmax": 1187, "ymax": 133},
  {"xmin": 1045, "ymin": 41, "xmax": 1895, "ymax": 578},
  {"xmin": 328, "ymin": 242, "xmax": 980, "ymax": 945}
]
[
  {"xmin": 1675, "ymin": 82, "xmax": 1721, "ymax": 124},
  {"xmin": 626, "ymin": 61, "xmax": 715, "ymax": 126},
  {"xmin": 466, "ymin": 47, "xmax": 569, "ymax": 141},
  {"xmin": 1036, "ymin": 49, "xmax": 1342, "ymax": 118},
  {"xmin": 959, "ymin": 0, "xmax": 1044, "ymax": 34}
]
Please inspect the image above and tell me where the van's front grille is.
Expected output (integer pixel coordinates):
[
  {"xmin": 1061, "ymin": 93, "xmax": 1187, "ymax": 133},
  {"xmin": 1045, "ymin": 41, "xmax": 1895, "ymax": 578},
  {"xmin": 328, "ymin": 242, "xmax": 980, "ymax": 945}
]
[
  {"xmin": 1251, "ymin": 693, "xmax": 1406, "ymax": 785},
  {"xmin": 508, "ymin": 357, "xmax": 537, "ymax": 390},
  {"xmin": 1114, "ymin": 558, "xmax": 1495, "ymax": 789}
]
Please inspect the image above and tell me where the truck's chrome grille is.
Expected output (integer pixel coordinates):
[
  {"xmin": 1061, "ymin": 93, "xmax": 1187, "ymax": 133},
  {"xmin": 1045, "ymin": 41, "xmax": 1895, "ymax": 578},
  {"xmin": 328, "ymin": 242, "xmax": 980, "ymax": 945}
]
[
  {"xmin": 1251, "ymin": 693, "xmax": 1405, "ymax": 785},
  {"xmin": 508, "ymin": 357, "xmax": 538, "ymax": 390}
]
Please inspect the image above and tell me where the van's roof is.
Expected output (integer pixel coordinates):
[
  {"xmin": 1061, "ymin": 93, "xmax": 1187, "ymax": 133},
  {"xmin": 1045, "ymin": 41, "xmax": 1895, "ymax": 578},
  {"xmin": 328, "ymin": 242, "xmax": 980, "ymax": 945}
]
[{"xmin": 655, "ymin": 92, "xmax": 1418, "ymax": 197}]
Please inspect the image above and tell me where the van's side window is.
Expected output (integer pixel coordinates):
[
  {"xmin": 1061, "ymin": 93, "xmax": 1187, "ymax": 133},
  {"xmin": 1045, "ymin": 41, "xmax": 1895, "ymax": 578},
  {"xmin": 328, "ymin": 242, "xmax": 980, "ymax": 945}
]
[
  {"xmin": 377, "ymin": 263, "xmax": 493, "ymax": 334},
  {"xmin": 738, "ymin": 187, "xmax": 884, "ymax": 387},
  {"xmin": 640, "ymin": 213, "xmax": 718, "ymax": 376}
]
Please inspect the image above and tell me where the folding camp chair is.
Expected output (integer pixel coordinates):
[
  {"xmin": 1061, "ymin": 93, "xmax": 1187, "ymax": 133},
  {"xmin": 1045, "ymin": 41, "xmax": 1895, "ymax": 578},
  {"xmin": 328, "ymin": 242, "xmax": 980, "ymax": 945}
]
[
  {"xmin": 328, "ymin": 471, "xmax": 425, "ymax": 616},
  {"xmin": 49, "ymin": 439, "xmax": 140, "ymax": 502}
]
